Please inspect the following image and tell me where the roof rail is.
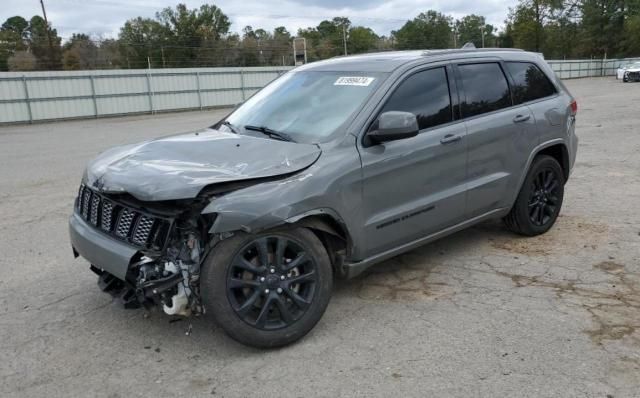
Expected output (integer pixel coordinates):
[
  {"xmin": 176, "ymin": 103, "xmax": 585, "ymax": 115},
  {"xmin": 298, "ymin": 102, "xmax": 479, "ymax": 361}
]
[{"xmin": 420, "ymin": 48, "xmax": 525, "ymax": 56}]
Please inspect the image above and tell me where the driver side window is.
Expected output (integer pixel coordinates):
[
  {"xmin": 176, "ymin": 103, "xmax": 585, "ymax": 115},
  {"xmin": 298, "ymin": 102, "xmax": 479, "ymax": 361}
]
[{"xmin": 380, "ymin": 67, "xmax": 453, "ymax": 131}]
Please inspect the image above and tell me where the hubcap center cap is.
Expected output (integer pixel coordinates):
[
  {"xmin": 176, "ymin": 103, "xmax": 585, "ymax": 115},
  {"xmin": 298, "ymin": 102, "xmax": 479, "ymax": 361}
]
[{"xmin": 265, "ymin": 274, "xmax": 281, "ymax": 288}]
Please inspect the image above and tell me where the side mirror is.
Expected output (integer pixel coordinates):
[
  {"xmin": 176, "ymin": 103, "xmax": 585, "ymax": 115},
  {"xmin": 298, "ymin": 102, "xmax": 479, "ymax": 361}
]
[{"xmin": 367, "ymin": 111, "xmax": 419, "ymax": 145}]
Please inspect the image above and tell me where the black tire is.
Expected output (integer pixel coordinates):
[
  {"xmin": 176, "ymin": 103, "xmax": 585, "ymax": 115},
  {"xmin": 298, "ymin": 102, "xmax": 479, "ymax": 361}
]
[
  {"xmin": 201, "ymin": 227, "xmax": 333, "ymax": 348},
  {"xmin": 504, "ymin": 155, "xmax": 565, "ymax": 236}
]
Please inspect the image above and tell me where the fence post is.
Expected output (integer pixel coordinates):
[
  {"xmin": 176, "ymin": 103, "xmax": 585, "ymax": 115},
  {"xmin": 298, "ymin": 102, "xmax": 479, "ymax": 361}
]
[
  {"xmin": 196, "ymin": 71, "xmax": 203, "ymax": 110},
  {"xmin": 22, "ymin": 75, "xmax": 33, "ymax": 124},
  {"xmin": 146, "ymin": 71, "xmax": 154, "ymax": 114},
  {"xmin": 240, "ymin": 69, "xmax": 246, "ymax": 101},
  {"xmin": 89, "ymin": 75, "xmax": 98, "ymax": 118}
]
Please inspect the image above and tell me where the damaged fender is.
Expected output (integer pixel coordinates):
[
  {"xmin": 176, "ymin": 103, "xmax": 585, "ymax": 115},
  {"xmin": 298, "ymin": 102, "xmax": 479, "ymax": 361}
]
[{"xmin": 201, "ymin": 139, "xmax": 364, "ymax": 257}]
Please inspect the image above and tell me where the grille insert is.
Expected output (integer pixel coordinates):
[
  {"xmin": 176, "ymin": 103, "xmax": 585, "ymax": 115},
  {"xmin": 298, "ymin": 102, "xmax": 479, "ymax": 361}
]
[
  {"xmin": 75, "ymin": 185, "xmax": 170, "ymax": 249},
  {"xmin": 116, "ymin": 208, "xmax": 135, "ymax": 237},
  {"xmin": 101, "ymin": 200, "xmax": 113, "ymax": 232},
  {"xmin": 90, "ymin": 195, "xmax": 100, "ymax": 226}
]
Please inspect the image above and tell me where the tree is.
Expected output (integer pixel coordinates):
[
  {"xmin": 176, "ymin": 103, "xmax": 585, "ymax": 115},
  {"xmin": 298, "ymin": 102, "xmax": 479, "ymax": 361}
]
[
  {"xmin": 455, "ymin": 15, "xmax": 496, "ymax": 48},
  {"xmin": 62, "ymin": 33, "xmax": 99, "ymax": 70},
  {"xmin": 28, "ymin": 15, "xmax": 62, "ymax": 69},
  {"xmin": 0, "ymin": 16, "xmax": 29, "ymax": 70},
  {"xmin": 119, "ymin": 17, "xmax": 169, "ymax": 68},
  {"xmin": 506, "ymin": 0, "xmax": 562, "ymax": 52},
  {"xmin": 156, "ymin": 3, "xmax": 231, "ymax": 67},
  {"xmin": 7, "ymin": 50, "xmax": 36, "ymax": 70},
  {"xmin": 393, "ymin": 11, "xmax": 453, "ymax": 49},
  {"xmin": 348, "ymin": 26, "xmax": 379, "ymax": 54},
  {"xmin": 580, "ymin": 0, "xmax": 628, "ymax": 57},
  {"xmin": 297, "ymin": 18, "xmax": 349, "ymax": 60},
  {"xmin": 623, "ymin": 13, "xmax": 640, "ymax": 55},
  {"xmin": 95, "ymin": 38, "xmax": 123, "ymax": 69}
]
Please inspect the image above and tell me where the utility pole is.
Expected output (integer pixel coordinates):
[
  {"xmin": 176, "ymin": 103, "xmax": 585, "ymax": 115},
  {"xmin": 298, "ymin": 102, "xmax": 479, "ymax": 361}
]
[
  {"xmin": 342, "ymin": 24, "xmax": 348, "ymax": 56},
  {"xmin": 39, "ymin": 0, "xmax": 56, "ymax": 69},
  {"xmin": 453, "ymin": 26, "xmax": 458, "ymax": 48},
  {"xmin": 480, "ymin": 26, "xmax": 485, "ymax": 48}
]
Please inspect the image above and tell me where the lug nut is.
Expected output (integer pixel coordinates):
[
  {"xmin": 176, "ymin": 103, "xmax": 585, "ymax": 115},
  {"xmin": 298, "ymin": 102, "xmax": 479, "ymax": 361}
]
[
  {"xmin": 270, "ymin": 268, "xmax": 275, "ymax": 273},
  {"xmin": 277, "ymin": 288, "xmax": 283, "ymax": 294},
  {"xmin": 264, "ymin": 289, "xmax": 270, "ymax": 294},
  {"xmin": 260, "ymin": 277, "xmax": 265, "ymax": 282},
  {"xmin": 280, "ymin": 275, "xmax": 285, "ymax": 280}
]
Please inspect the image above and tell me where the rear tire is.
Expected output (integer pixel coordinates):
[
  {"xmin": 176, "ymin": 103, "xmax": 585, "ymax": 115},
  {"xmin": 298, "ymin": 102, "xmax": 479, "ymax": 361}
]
[
  {"xmin": 201, "ymin": 227, "xmax": 333, "ymax": 348},
  {"xmin": 504, "ymin": 155, "xmax": 565, "ymax": 236}
]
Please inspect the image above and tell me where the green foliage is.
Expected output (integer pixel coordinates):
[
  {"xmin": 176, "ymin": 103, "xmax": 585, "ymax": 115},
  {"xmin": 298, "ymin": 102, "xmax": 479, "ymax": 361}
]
[
  {"xmin": 349, "ymin": 27, "xmax": 379, "ymax": 54},
  {"xmin": 455, "ymin": 15, "xmax": 495, "ymax": 48},
  {"xmin": 393, "ymin": 10, "xmax": 453, "ymax": 49},
  {"xmin": 29, "ymin": 15, "xmax": 62, "ymax": 69},
  {"xmin": 4, "ymin": 0, "xmax": 640, "ymax": 71}
]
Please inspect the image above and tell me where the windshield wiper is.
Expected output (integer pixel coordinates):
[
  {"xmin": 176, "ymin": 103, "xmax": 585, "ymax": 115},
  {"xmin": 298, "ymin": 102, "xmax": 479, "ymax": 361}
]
[
  {"xmin": 243, "ymin": 125, "xmax": 296, "ymax": 143},
  {"xmin": 222, "ymin": 120, "xmax": 240, "ymax": 134}
]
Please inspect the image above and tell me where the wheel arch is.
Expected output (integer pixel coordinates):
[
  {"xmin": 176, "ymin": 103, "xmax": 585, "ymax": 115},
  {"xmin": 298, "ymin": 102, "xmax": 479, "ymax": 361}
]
[
  {"xmin": 510, "ymin": 139, "xmax": 570, "ymax": 210},
  {"xmin": 536, "ymin": 142, "xmax": 570, "ymax": 181},
  {"xmin": 207, "ymin": 207, "xmax": 354, "ymax": 278},
  {"xmin": 286, "ymin": 212, "xmax": 352, "ymax": 278}
]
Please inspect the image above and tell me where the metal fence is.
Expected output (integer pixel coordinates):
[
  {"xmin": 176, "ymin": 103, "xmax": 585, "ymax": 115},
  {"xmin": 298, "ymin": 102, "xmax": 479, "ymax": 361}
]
[
  {"xmin": 547, "ymin": 57, "xmax": 640, "ymax": 79},
  {"xmin": 0, "ymin": 66, "xmax": 293, "ymax": 124},
  {"xmin": 2, "ymin": 57, "xmax": 640, "ymax": 124}
]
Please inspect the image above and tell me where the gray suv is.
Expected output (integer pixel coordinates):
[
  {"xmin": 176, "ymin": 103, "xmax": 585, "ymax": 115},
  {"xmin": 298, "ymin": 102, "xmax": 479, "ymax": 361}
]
[{"xmin": 69, "ymin": 49, "xmax": 578, "ymax": 347}]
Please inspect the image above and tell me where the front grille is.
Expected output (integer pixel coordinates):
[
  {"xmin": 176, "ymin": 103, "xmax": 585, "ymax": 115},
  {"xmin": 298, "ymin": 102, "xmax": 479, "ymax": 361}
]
[
  {"xmin": 628, "ymin": 71, "xmax": 640, "ymax": 80},
  {"xmin": 116, "ymin": 208, "xmax": 135, "ymax": 237},
  {"xmin": 76, "ymin": 185, "xmax": 171, "ymax": 250}
]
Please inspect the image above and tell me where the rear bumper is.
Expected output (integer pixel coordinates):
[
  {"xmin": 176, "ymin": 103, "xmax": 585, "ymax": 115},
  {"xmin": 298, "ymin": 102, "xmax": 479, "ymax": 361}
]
[{"xmin": 69, "ymin": 211, "xmax": 138, "ymax": 280}]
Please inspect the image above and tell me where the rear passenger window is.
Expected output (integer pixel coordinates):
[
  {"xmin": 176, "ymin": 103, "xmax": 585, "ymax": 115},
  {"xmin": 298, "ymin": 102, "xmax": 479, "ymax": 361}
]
[
  {"xmin": 458, "ymin": 63, "xmax": 511, "ymax": 118},
  {"xmin": 506, "ymin": 62, "xmax": 557, "ymax": 104},
  {"xmin": 380, "ymin": 67, "xmax": 452, "ymax": 130}
]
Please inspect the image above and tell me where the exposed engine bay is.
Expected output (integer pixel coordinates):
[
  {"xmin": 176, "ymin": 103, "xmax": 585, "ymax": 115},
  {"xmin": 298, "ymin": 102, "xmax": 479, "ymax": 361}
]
[{"xmin": 83, "ymin": 189, "xmax": 216, "ymax": 317}]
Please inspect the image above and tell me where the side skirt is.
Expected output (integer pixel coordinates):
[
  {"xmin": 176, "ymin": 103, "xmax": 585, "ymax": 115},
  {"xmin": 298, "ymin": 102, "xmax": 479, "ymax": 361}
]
[{"xmin": 344, "ymin": 208, "xmax": 508, "ymax": 279}]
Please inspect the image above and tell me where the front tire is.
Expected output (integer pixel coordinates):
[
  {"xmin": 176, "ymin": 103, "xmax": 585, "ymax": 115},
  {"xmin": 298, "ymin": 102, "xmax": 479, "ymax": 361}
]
[
  {"xmin": 201, "ymin": 227, "xmax": 333, "ymax": 348},
  {"xmin": 504, "ymin": 155, "xmax": 565, "ymax": 236}
]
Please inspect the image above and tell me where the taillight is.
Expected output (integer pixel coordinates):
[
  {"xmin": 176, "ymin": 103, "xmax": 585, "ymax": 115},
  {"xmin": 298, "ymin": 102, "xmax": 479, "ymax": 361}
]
[{"xmin": 570, "ymin": 100, "xmax": 578, "ymax": 115}]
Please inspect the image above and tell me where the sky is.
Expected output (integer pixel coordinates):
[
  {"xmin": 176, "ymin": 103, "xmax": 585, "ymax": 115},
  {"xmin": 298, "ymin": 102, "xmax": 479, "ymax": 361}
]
[{"xmin": 2, "ymin": 0, "xmax": 518, "ymax": 40}]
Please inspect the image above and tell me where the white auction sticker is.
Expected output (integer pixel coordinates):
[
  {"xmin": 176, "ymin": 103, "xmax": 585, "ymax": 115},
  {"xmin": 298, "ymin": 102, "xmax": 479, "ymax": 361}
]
[{"xmin": 334, "ymin": 76, "xmax": 375, "ymax": 86}]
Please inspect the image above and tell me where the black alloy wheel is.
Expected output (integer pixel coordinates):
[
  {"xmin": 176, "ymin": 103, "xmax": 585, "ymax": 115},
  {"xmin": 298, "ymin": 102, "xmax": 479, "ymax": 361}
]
[
  {"xmin": 226, "ymin": 236, "xmax": 317, "ymax": 330},
  {"xmin": 504, "ymin": 155, "xmax": 565, "ymax": 236},
  {"xmin": 201, "ymin": 227, "xmax": 333, "ymax": 348},
  {"xmin": 527, "ymin": 168, "xmax": 561, "ymax": 227}
]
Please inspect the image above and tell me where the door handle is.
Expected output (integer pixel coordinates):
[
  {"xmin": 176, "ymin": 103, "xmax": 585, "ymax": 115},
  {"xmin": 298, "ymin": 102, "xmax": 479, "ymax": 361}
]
[
  {"xmin": 440, "ymin": 134, "xmax": 461, "ymax": 145},
  {"xmin": 513, "ymin": 114, "xmax": 531, "ymax": 123}
]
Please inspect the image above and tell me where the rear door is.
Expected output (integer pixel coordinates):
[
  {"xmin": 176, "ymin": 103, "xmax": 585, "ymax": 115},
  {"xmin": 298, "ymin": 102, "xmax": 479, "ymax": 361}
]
[
  {"xmin": 454, "ymin": 61, "xmax": 537, "ymax": 218},
  {"xmin": 358, "ymin": 65, "xmax": 468, "ymax": 257},
  {"xmin": 504, "ymin": 61, "xmax": 565, "ymax": 145}
]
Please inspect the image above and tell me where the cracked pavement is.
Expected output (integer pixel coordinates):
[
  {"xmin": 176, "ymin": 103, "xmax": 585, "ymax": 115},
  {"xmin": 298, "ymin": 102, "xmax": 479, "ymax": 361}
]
[{"xmin": 0, "ymin": 77, "xmax": 639, "ymax": 397}]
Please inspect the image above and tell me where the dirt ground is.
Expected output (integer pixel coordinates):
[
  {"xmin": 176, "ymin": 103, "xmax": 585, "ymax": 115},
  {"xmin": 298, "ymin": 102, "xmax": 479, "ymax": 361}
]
[{"xmin": 0, "ymin": 77, "xmax": 639, "ymax": 397}]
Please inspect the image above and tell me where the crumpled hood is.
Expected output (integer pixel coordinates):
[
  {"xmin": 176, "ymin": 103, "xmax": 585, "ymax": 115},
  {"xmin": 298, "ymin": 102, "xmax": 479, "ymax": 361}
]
[{"xmin": 85, "ymin": 128, "xmax": 321, "ymax": 201}]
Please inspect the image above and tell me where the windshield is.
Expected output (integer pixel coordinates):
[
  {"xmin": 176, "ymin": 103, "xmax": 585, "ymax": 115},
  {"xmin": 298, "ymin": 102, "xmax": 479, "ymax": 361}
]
[{"xmin": 222, "ymin": 71, "xmax": 387, "ymax": 144}]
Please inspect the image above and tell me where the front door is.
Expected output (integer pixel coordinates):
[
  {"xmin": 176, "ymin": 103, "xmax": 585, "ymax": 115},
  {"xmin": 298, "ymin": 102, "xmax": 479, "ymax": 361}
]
[{"xmin": 358, "ymin": 66, "xmax": 468, "ymax": 258}]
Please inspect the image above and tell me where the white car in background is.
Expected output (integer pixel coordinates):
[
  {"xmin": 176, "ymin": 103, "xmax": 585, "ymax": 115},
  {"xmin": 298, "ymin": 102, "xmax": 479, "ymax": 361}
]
[{"xmin": 617, "ymin": 62, "xmax": 640, "ymax": 82}]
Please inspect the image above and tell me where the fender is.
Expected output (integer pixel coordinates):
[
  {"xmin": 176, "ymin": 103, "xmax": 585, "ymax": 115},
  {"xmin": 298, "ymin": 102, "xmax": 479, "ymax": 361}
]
[
  {"xmin": 200, "ymin": 142, "xmax": 364, "ymax": 250},
  {"xmin": 508, "ymin": 138, "xmax": 569, "ymax": 207}
]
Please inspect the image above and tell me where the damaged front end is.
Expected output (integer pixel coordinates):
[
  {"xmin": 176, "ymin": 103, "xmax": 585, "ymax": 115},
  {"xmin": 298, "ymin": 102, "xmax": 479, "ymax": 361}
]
[{"xmin": 72, "ymin": 183, "xmax": 216, "ymax": 317}]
